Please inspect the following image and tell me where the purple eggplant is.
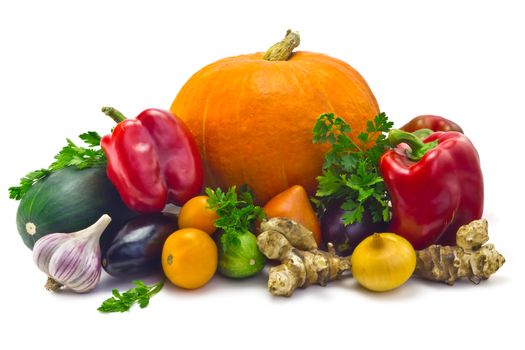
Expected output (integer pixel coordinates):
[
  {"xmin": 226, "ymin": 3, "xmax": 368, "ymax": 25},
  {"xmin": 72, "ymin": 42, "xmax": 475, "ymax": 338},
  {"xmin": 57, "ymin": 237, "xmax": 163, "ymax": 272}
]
[
  {"xmin": 101, "ymin": 213, "xmax": 178, "ymax": 278},
  {"xmin": 321, "ymin": 200, "xmax": 388, "ymax": 255}
]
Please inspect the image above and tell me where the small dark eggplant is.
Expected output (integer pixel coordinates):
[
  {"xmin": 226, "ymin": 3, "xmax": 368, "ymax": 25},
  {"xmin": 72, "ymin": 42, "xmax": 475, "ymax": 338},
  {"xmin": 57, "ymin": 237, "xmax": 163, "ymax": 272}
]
[
  {"xmin": 102, "ymin": 213, "xmax": 178, "ymax": 278},
  {"xmin": 321, "ymin": 200, "xmax": 388, "ymax": 256}
]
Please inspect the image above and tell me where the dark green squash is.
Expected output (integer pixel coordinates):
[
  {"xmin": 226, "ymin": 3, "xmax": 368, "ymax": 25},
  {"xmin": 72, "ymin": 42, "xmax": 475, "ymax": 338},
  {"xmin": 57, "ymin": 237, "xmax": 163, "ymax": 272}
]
[{"xmin": 16, "ymin": 166, "xmax": 137, "ymax": 250}]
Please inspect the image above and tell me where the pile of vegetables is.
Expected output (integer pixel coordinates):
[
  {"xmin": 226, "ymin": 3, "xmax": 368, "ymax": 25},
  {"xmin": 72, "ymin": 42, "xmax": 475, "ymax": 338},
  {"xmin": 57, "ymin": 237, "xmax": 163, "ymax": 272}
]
[{"xmin": 8, "ymin": 30, "xmax": 505, "ymax": 312}]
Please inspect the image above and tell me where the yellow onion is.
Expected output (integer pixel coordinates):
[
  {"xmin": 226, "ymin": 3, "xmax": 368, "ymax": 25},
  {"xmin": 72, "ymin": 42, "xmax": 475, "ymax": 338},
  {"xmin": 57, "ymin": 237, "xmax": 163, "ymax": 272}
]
[{"xmin": 351, "ymin": 233, "xmax": 416, "ymax": 292}]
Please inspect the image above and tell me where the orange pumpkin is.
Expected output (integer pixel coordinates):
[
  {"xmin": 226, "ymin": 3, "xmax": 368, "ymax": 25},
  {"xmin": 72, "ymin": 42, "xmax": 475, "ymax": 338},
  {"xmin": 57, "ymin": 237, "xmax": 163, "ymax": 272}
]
[{"xmin": 171, "ymin": 30, "xmax": 379, "ymax": 203}]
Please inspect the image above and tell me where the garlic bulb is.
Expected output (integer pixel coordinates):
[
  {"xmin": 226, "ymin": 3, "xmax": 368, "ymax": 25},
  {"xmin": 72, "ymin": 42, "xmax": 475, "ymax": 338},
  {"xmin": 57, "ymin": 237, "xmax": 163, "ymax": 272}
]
[{"xmin": 33, "ymin": 214, "xmax": 112, "ymax": 293}]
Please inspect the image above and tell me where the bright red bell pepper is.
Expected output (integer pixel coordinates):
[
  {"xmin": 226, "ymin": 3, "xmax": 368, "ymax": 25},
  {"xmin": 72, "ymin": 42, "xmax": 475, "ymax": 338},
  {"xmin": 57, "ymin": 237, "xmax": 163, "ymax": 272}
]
[
  {"xmin": 379, "ymin": 130, "xmax": 483, "ymax": 249},
  {"xmin": 101, "ymin": 107, "xmax": 204, "ymax": 213}
]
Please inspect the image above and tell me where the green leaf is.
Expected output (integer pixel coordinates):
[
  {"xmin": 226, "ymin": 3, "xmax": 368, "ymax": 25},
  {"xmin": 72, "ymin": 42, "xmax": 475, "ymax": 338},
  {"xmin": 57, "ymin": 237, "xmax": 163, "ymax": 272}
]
[
  {"xmin": 207, "ymin": 186, "xmax": 265, "ymax": 237},
  {"xmin": 8, "ymin": 168, "xmax": 51, "ymax": 200},
  {"xmin": 367, "ymin": 112, "xmax": 393, "ymax": 133},
  {"xmin": 382, "ymin": 205, "xmax": 391, "ymax": 222},
  {"xmin": 334, "ymin": 116, "xmax": 352, "ymax": 133},
  {"xmin": 238, "ymin": 184, "xmax": 256, "ymax": 204},
  {"xmin": 358, "ymin": 132, "xmax": 369, "ymax": 144},
  {"xmin": 341, "ymin": 198, "xmax": 364, "ymax": 225},
  {"xmin": 221, "ymin": 231, "xmax": 241, "ymax": 252},
  {"xmin": 9, "ymin": 131, "xmax": 107, "ymax": 200},
  {"xmin": 357, "ymin": 187, "xmax": 375, "ymax": 202},
  {"xmin": 323, "ymin": 150, "xmax": 339, "ymax": 170},
  {"xmin": 340, "ymin": 198, "xmax": 357, "ymax": 211},
  {"xmin": 315, "ymin": 170, "xmax": 345, "ymax": 198},
  {"xmin": 79, "ymin": 131, "xmax": 102, "ymax": 147},
  {"xmin": 312, "ymin": 113, "xmax": 335, "ymax": 144},
  {"xmin": 98, "ymin": 280, "xmax": 164, "ymax": 313},
  {"xmin": 339, "ymin": 153, "xmax": 358, "ymax": 173}
]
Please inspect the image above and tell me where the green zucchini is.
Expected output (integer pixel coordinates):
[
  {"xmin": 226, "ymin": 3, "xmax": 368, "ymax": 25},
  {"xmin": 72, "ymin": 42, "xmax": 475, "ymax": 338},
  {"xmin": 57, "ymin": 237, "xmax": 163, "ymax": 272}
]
[{"xmin": 16, "ymin": 166, "xmax": 136, "ymax": 250}]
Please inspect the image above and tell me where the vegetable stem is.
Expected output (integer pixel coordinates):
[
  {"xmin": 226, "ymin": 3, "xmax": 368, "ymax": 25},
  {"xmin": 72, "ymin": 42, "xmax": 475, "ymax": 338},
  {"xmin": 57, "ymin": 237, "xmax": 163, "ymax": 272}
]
[
  {"xmin": 149, "ymin": 280, "xmax": 164, "ymax": 297},
  {"xmin": 388, "ymin": 129, "xmax": 438, "ymax": 161},
  {"xmin": 263, "ymin": 29, "xmax": 300, "ymax": 61},
  {"xmin": 102, "ymin": 106, "xmax": 127, "ymax": 124},
  {"xmin": 371, "ymin": 233, "xmax": 384, "ymax": 249},
  {"xmin": 44, "ymin": 277, "xmax": 63, "ymax": 292},
  {"xmin": 412, "ymin": 128, "xmax": 434, "ymax": 140}
]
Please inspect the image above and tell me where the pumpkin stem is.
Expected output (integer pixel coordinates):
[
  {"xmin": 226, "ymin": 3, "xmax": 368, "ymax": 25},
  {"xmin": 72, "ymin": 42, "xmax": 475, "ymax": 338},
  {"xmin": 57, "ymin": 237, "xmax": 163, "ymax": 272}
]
[
  {"xmin": 101, "ymin": 106, "xmax": 127, "ymax": 124},
  {"xmin": 263, "ymin": 29, "xmax": 300, "ymax": 61}
]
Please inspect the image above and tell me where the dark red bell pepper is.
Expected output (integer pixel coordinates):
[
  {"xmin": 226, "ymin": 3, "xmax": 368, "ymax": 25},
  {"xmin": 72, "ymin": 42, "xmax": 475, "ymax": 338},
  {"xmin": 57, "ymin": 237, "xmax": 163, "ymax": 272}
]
[
  {"xmin": 101, "ymin": 107, "xmax": 204, "ymax": 213},
  {"xmin": 400, "ymin": 115, "xmax": 464, "ymax": 134},
  {"xmin": 379, "ymin": 130, "xmax": 483, "ymax": 249}
]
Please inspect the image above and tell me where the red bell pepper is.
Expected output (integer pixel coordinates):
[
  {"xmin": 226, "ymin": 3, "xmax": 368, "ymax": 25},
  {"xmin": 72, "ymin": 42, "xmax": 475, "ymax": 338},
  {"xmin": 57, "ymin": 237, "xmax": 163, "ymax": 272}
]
[
  {"xmin": 101, "ymin": 107, "xmax": 204, "ymax": 213},
  {"xmin": 400, "ymin": 115, "xmax": 464, "ymax": 134},
  {"xmin": 379, "ymin": 130, "xmax": 483, "ymax": 249}
]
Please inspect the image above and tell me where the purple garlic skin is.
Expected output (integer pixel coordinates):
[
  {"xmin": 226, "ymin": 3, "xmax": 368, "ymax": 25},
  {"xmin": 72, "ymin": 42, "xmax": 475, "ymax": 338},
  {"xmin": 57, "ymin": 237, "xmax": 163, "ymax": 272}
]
[{"xmin": 33, "ymin": 214, "xmax": 112, "ymax": 293}]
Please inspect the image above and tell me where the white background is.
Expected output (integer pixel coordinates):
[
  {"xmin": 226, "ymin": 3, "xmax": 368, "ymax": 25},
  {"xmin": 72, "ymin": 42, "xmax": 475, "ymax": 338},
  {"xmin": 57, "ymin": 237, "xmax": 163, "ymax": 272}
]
[{"xmin": 1, "ymin": 0, "xmax": 523, "ymax": 349}]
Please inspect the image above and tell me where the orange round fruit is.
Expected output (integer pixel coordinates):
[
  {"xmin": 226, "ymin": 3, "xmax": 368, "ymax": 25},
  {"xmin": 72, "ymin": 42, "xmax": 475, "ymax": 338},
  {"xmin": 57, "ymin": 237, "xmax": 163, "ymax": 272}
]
[
  {"xmin": 162, "ymin": 228, "xmax": 218, "ymax": 289},
  {"xmin": 171, "ymin": 31, "xmax": 379, "ymax": 203},
  {"xmin": 178, "ymin": 195, "xmax": 218, "ymax": 234}
]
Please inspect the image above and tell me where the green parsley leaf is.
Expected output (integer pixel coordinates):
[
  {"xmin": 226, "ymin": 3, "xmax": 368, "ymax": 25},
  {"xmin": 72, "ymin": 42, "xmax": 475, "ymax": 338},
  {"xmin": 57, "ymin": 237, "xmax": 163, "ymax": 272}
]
[
  {"xmin": 312, "ymin": 112, "xmax": 393, "ymax": 224},
  {"xmin": 206, "ymin": 186, "xmax": 265, "ymax": 252},
  {"xmin": 8, "ymin": 168, "xmax": 51, "ymax": 200},
  {"xmin": 78, "ymin": 131, "xmax": 102, "ymax": 147},
  {"xmin": 315, "ymin": 169, "xmax": 345, "ymax": 198},
  {"xmin": 341, "ymin": 198, "xmax": 364, "ymax": 225},
  {"xmin": 98, "ymin": 280, "xmax": 164, "ymax": 313},
  {"xmin": 220, "ymin": 231, "xmax": 242, "ymax": 252},
  {"xmin": 8, "ymin": 131, "xmax": 106, "ymax": 200}
]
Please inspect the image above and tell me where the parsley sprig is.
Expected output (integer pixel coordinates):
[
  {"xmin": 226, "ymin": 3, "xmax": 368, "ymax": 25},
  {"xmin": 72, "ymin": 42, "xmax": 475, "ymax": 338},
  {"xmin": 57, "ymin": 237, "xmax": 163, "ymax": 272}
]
[
  {"xmin": 313, "ymin": 112, "xmax": 393, "ymax": 224},
  {"xmin": 8, "ymin": 131, "xmax": 106, "ymax": 200},
  {"xmin": 206, "ymin": 186, "xmax": 265, "ymax": 252},
  {"xmin": 98, "ymin": 280, "xmax": 164, "ymax": 313}
]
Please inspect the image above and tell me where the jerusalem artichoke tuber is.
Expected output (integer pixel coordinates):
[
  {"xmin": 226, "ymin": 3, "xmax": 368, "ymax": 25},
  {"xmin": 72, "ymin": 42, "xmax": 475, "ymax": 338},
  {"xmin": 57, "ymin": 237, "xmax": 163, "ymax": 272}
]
[
  {"xmin": 257, "ymin": 218, "xmax": 350, "ymax": 296},
  {"xmin": 415, "ymin": 219, "xmax": 505, "ymax": 284},
  {"xmin": 259, "ymin": 217, "xmax": 317, "ymax": 251}
]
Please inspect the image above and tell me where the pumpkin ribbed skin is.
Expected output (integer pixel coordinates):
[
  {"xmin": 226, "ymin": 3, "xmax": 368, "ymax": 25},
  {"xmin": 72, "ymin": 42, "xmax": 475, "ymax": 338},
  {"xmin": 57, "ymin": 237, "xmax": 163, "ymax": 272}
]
[{"xmin": 171, "ymin": 51, "xmax": 379, "ymax": 203}]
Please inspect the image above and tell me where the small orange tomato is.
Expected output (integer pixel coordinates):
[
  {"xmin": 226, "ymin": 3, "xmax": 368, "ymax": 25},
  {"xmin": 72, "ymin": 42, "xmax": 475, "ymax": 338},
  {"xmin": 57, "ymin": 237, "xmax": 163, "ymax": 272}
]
[
  {"xmin": 263, "ymin": 185, "xmax": 321, "ymax": 245},
  {"xmin": 178, "ymin": 195, "xmax": 219, "ymax": 235},
  {"xmin": 162, "ymin": 228, "xmax": 218, "ymax": 289}
]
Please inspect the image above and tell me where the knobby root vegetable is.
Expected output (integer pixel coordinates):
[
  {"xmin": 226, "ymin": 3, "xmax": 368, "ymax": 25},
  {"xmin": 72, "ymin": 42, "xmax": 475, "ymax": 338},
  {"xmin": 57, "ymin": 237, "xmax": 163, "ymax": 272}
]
[
  {"xmin": 257, "ymin": 218, "xmax": 350, "ymax": 296},
  {"xmin": 415, "ymin": 219, "xmax": 505, "ymax": 284},
  {"xmin": 258, "ymin": 218, "xmax": 505, "ymax": 296},
  {"xmin": 259, "ymin": 217, "xmax": 317, "ymax": 251}
]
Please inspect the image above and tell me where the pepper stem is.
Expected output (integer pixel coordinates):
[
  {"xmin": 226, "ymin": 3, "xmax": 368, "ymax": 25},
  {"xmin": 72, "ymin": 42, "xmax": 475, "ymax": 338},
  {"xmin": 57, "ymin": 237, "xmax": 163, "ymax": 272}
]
[
  {"xmin": 388, "ymin": 129, "xmax": 439, "ymax": 161},
  {"xmin": 102, "ymin": 106, "xmax": 127, "ymax": 124},
  {"xmin": 262, "ymin": 30, "xmax": 300, "ymax": 61},
  {"xmin": 412, "ymin": 128, "xmax": 434, "ymax": 140}
]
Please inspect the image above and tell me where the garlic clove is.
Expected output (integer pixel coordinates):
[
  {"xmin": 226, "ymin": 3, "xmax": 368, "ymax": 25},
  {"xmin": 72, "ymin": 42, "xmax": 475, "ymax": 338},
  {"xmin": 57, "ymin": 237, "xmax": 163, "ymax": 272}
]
[
  {"xmin": 33, "ymin": 214, "xmax": 112, "ymax": 293},
  {"xmin": 33, "ymin": 233, "xmax": 68, "ymax": 276}
]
